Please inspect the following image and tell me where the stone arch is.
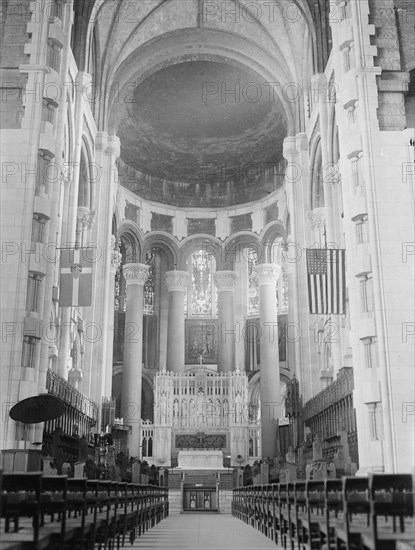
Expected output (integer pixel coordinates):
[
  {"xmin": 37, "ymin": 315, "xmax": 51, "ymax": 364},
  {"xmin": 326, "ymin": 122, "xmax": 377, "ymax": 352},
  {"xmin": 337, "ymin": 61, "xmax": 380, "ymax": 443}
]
[
  {"xmin": 106, "ymin": 28, "xmax": 296, "ymax": 134},
  {"xmin": 118, "ymin": 223, "xmax": 142, "ymax": 263},
  {"xmin": 261, "ymin": 222, "xmax": 287, "ymax": 263},
  {"xmin": 178, "ymin": 235, "xmax": 223, "ymax": 271},
  {"xmin": 142, "ymin": 232, "xmax": 178, "ymax": 268},
  {"xmin": 223, "ymin": 232, "xmax": 262, "ymax": 269}
]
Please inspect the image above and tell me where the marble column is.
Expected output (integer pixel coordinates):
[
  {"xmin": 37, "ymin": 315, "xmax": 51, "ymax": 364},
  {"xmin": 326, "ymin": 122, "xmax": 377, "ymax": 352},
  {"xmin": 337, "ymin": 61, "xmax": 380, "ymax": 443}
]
[
  {"xmin": 164, "ymin": 271, "xmax": 190, "ymax": 373},
  {"xmin": 253, "ymin": 263, "xmax": 281, "ymax": 459},
  {"xmin": 213, "ymin": 271, "xmax": 238, "ymax": 373},
  {"xmin": 121, "ymin": 263, "xmax": 149, "ymax": 457}
]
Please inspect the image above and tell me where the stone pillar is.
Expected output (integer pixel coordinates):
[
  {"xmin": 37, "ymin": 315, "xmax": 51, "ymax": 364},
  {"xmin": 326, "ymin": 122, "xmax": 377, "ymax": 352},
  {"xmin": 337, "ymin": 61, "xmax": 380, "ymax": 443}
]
[
  {"xmin": 106, "ymin": 236, "xmax": 122, "ymax": 396},
  {"xmin": 253, "ymin": 263, "xmax": 281, "ymax": 459},
  {"xmin": 284, "ymin": 134, "xmax": 320, "ymax": 401},
  {"xmin": 121, "ymin": 263, "xmax": 149, "ymax": 457},
  {"xmin": 164, "ymin": 271, "xmax": 190, "ymax": 373},
  {"xmin": 213, "ymin": 271, "xmax": 238, "ymax": 373}
]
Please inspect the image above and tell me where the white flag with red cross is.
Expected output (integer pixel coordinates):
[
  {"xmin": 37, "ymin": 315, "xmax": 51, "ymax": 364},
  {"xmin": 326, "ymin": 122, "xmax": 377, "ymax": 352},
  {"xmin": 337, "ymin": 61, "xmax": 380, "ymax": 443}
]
[{"xmin": 59, "ymin": 247, "xmax": 94, "ymax": 307}]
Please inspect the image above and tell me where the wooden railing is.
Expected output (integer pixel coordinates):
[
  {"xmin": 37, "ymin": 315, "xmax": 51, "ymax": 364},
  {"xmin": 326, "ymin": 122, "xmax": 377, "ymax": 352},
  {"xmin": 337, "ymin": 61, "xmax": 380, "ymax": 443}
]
[
  {"xmin": 303, "ymin": 368, "xmax": 354, "ymax": 421},
  {"xmin": 302, "ymin": 368, "xmax": 358, "ymax": 466},
  {"xmin": 232, "ymin": 475, "xmax": 414, "ymax": 550}
]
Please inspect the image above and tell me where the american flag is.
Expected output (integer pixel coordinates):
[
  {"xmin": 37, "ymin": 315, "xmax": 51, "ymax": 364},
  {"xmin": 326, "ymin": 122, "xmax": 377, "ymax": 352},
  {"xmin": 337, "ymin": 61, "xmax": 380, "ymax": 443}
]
[
  {"xmin": 59, "ymin": 248, "xmax": 94, "ymax": 307},
  {"xmin": 306, "ymin": 248, "xmax": 346, "ymax": 314}
]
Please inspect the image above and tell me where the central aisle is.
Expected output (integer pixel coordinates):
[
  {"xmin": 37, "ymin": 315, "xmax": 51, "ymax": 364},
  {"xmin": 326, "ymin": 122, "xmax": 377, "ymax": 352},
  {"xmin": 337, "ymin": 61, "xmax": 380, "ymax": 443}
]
[{"xmin": 132, "ymin": 513, "xmax": 283, "ymax": 549}]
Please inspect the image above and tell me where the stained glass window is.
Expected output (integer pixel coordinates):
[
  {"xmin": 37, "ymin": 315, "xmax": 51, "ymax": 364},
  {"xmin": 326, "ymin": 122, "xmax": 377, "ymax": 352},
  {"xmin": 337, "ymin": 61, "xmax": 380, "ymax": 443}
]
[
  {"xmin": 247, "ymin": 248, "xmax": 260, "ymax": 316},
  {"xmin": 277, "ymin": 266, "xmax": 289, "ymax": 313},
  {"xmin": 144, "ymin": 248, "xmax": 156, "ymax": 315},
  {"xmin": 189, "ymin": 249, "xmax": 216, "ymax": 317},
  {"xmin": 114, "ymin": 265, "xmax": 121, "ymax": 311}
]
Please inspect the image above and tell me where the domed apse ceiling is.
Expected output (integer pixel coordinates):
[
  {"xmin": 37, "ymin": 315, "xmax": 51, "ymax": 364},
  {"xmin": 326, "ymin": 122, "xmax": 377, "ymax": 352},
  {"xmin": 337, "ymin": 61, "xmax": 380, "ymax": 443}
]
[{"xmin": 116, "ymin": 60, "xmax": 288, "ymax": 206}]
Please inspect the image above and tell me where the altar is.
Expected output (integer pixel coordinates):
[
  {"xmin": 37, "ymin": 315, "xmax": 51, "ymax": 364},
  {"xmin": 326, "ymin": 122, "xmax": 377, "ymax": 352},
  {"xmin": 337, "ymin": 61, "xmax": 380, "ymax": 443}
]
[{"xmin": 177, "ymin": 450, "xmax": 226, "ymax": 470}]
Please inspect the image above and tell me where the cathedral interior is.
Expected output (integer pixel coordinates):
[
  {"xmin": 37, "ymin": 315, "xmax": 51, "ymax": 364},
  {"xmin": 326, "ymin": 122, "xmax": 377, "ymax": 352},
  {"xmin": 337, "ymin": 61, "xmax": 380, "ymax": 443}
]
[{"xmin": 1, "ymin": 0, "xmax": 415, "ymax": 541}]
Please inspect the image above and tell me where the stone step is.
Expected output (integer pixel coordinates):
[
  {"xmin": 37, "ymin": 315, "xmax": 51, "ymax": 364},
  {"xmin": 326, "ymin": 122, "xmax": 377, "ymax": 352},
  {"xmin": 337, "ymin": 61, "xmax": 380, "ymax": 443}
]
[
  {"xmin": 217, "ymin": 489, "xmax": 233, "ymax": 514},
  {"xmin": 168, "ymin": 470, "xmax": 235, "ymax": 490},
  {"xmin": 167, "ymin": 489, "xmax": 182, "ymax": 514}
]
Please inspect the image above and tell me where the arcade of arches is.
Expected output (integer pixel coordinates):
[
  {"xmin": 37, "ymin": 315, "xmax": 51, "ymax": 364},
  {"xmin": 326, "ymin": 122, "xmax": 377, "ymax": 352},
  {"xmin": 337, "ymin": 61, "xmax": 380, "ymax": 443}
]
[{"xmin": 1, "ymin": 0, "xmax": 414, "ymax": 484}]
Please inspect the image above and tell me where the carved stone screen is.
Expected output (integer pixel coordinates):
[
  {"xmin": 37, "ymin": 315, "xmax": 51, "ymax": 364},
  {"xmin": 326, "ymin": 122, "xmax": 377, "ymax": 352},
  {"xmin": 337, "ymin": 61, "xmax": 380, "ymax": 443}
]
[{"xmin": 176, "ymin": 433, "xmax": 226, "ymax": 449}]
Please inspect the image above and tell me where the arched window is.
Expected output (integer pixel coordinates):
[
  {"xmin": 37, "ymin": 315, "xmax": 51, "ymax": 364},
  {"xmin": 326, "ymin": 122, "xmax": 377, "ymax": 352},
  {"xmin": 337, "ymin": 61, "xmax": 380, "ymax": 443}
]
[{"xmin": 185, "ymin": 249, "xmax": 217, "ymax": 317}]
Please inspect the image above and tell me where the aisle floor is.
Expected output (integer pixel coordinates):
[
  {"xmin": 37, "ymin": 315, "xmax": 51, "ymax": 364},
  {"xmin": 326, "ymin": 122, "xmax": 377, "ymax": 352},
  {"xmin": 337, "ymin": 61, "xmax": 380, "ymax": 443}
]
[{"xmin": 132, "ymin": 513, "xmax": 284, "ymax": 549}]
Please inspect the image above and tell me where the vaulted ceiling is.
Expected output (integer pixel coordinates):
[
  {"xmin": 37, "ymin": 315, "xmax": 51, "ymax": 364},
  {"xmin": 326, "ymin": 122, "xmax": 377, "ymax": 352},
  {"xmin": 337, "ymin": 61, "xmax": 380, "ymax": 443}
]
[{"xmin": 72, "ymin": 0, "xmax": 331, "ymax": 206}]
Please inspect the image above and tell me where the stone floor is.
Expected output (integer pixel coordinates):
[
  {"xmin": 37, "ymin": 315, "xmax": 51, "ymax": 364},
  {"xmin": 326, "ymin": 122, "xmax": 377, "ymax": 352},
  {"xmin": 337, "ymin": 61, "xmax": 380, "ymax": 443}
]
[{"xmin": 132, "ymin": 513, "xmax": 283, "ymax": 549}]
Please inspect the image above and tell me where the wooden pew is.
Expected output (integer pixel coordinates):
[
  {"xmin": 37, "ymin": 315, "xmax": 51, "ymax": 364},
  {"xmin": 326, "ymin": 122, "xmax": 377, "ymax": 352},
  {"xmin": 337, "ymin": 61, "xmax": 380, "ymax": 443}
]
[
  {"xmin": 292, "ymin": 481, "xmax": 307, "ymax": 550},
  {"xmin": 1, "ymin": 474, "xmax": 168, "ymax": 550},
  {"xmin": 361, "ymin": 474, "xmax": 415, "ymax": 550},
  {"xmin": 303, "ymin": 480, "xmax": 325, "ymax": 550},
  {"xmin": 39, "ymin": 475, "xmax": 74, "ymax": 549},
  {"xmin": 279, "ymin": 483, "xmax": 293, "ymax": 549},
  {"xmin": 334, "ymin": 476, "xmax": 370, "ymax": 550},
  {"xmin": 1, "ymin": 472, "xmax": 43, "ymax": 549},
  {"xmin": 263, "ymin": 485, "xmax": 274, "ymax": 540},
  {"xmin": 271, "ymin": 484, "xmax": 282, "ymax": 545},
  {"xmin": 324, "ymin": 479, "xmax": 343, "ymax": 550},
  {"xmin": 231, "ymin": 474, "xmax": 414, "ymax": 550}
]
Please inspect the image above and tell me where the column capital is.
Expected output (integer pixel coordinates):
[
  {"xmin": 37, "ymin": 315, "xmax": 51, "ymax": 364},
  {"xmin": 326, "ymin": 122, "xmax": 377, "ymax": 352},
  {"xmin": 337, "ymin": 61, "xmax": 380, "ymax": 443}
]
[
  {"xmin": 164, "ymin": 270, "xmax": 190, "ymax": 292},
  {"xmin": 213, "ymin": 270, "xmax": 238, "ymax": 292},
  {"xmin": 77, "ymin": 206, "xmax": 95, "ymax": 229},
  {"xmin": 123, "ymin": 263, "xmax": 149, "ymax": 286},
  {"xmin": 253, "ymin": 263, "xmax": 281, "ymax": 285}
]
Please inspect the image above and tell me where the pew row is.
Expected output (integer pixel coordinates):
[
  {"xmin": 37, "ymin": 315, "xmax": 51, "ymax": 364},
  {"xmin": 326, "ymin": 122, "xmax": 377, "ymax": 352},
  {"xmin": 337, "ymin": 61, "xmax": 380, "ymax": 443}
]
[
  {"xmin": 232, "ymin": 474, "xmax": 414, "ymax": 550},
  {"xmin": 0, "ymin": 471, "xmax": 168, "ymax": 550}
]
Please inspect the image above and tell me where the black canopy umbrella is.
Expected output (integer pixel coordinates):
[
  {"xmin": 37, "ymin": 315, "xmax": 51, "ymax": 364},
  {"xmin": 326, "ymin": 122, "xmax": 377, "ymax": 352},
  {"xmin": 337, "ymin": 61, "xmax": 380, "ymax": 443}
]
[{"xmin": 9, "ymin": 393, "xmax": 65, "ymax": 424}]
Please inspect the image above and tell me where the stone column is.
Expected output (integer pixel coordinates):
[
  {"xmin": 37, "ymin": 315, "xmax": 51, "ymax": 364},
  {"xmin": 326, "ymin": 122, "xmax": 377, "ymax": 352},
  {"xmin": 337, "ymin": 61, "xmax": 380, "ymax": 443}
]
[
  {"xmin": 121, "ymin": 263, "xmax": 149, "ymax": 457},
  {"xmin": 106, "ymin": 236, "xmax": 122, "ymax": 396},
  {"xmin": 253, "ymin": 263, "xmax": 281, "ymax": 459},
  {"xmin": 164, "ymin": 271, "xmax": 190, "ymax": 373},
  {"xmin": 213, "ymin": 271, "xmax": 238, "ymax": 373}
]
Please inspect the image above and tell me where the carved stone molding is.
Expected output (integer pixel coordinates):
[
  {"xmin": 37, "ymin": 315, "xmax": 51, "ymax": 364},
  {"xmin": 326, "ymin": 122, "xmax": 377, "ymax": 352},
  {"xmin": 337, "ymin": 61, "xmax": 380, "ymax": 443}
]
[
  {"xmin": 110, "ymin": 235, "xmax": 122, "ymax": 273},
  {"xmin": 253, "ymin": 263, "xmax": 281, "ymax": 285},
  {"xmin": 164, "ymin": 270, "xmax": 190, "ymax": 292},
  {"xmin": 213, "ymin": 270, "xmax": 238, "ymax": 292},
  {"xmin": 123, "ymin": 263, "xmax": 149, "ymax": 286},
  {"xmin": 306, "ymin": 208, "xmax": 326, "ymax": 230},
  {"xmin": 77, "ymin": 206, "xmax": 95, "ymax": 230}
]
